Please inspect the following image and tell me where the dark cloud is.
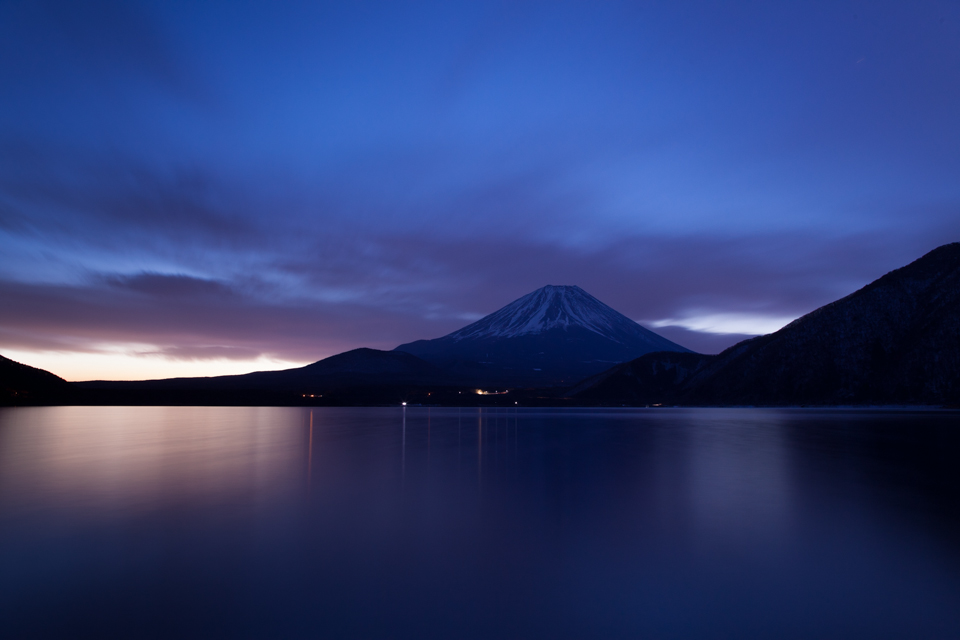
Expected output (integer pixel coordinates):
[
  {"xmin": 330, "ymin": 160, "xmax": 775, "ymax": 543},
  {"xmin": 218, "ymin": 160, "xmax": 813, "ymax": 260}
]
[
  {"xmin": 0, "ymin": 141, "xmax": 260, "ymax": 248},
  {"xmin": 0, "ymin": 0, "xmax": 203, "ymax": 101},
  {"xmin": 0, "ymin": 199, "xmax": 30, "ymax": 233},
  {"xmin": 283, "ymin": 227, "xmax": 954, "ymax": 328},
  {"xmin": 104, "ymin": 273, "xmax": 235, "ymax": 299},
  {"xmin": 0, "ymin": 328, "xmax": 103, "ymax": 354},
  {"xmin": 0, "ymin": 275, "xmax": 430, "ymax": 364},
  {"xmin": 43, "ymin": 0, "xmax": 179, "ymax": 80},
  {"xmin": 135, "ymin": 346, "xmax": 264, "ymax": 362}
]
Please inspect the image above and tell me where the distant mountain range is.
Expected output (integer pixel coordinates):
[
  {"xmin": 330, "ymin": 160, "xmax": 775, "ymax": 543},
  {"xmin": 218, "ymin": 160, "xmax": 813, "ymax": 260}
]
[
  {"xmin": 573, "ymin": 242, "xmax": 960, "ymax": 406},
  {"xmin": 69, "ymin": 348, "xmax": 463, "ymax": 406},
  {"xmin": 3, "ymin": 243, "xmax": 959, "ymax": 407},
  {"xmin": 80, "ymin": 348, "xmax": 455, "ymax": 392},
  {"xmin": 395, "ymin": 285, "xmax": 688, "ymax": 385}
]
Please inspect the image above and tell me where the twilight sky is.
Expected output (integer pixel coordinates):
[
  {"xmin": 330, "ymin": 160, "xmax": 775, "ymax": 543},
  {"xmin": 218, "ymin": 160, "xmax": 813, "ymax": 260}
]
[{"xmin": 1, "ymin": 0, "xmax": 959, "ymax": 381}]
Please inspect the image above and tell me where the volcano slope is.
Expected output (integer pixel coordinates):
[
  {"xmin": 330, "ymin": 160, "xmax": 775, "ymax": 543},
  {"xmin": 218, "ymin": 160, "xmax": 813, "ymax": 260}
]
[{"xmin": 395, "ymin": 285, "xmax": 688, "ymax": 387}]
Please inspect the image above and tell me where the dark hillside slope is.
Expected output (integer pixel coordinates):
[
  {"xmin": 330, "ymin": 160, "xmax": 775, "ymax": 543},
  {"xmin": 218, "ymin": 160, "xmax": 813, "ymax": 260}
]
[
  {"xmin": 569, "ymin": 351, "xmax": 713, "ymax": 404},
  {"xmin": 687, "ymin": 242, "xmax": 960, "ymax": 405},
  {"xmin": 574, "ymin": 243, "xmax": 960, "ymax": 406},
  {"xmin": 1, "ymin": 354, "xmax": 74, "ymax": 405}
]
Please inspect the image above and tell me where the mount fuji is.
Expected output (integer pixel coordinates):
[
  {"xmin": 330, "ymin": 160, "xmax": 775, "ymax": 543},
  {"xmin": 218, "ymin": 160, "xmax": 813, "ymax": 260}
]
[{"xmin": 394, "ymin": 285, "xmax": 690, "ymax": 386}]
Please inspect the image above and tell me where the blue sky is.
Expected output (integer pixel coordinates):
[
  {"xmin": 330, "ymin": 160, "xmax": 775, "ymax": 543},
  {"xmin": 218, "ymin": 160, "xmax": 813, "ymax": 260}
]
[{"xmin": 1, "ymin": 0, "xmax": 958, "ymax": 380}]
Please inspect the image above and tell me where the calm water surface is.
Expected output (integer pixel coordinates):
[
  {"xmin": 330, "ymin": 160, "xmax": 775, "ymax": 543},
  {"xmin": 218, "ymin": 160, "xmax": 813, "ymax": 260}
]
[{"xmin": 1, "ymin": 406, "xmax": 959, "ymax": 638}]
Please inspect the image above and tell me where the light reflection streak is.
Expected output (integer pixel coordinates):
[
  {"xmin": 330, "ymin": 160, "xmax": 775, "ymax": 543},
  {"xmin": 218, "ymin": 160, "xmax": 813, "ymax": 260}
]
[
  {"xmin": 681, "ymin": 410, "xmax": 793, "ymax": 536},
  {"xmin": 308, "ymin": 411, "xmax": 314, "ymax": 484},
  {"xmin": 0, "ymin": 406, "xmax": 304, "ymax": 516},
  {"xmin": 478, "ymin": 408, "xmax": 483, "ymax": 491}
]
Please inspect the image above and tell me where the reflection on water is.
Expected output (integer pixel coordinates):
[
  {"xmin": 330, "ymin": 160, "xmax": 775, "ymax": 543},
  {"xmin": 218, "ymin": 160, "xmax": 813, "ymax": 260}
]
[
  {"xmin": 0, "ymin": 406, "xmax": 958, "ymax": 639},
  {"xmin": 0, "ymin": 407, "xmax": 305, "ymax": 516},
  {"xmin": 682, "ymin": 411, "xmax": 792, "ymax": 535}
]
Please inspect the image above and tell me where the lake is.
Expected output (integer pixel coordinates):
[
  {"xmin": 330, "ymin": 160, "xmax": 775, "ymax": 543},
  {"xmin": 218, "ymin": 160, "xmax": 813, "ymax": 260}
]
[{"xmin": 1, "ymin": 406, "xmax": 959, "ymax": 638}]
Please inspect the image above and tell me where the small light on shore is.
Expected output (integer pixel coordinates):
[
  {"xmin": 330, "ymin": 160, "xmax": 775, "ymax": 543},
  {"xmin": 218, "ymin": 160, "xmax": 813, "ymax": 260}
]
[{"xmin": 401, "ymin": 402, "xmax": 407, "ymax": 406}]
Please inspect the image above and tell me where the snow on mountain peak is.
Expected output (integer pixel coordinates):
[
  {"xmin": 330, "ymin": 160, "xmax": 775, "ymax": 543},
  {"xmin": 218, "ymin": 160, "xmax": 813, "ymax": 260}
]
[{"xmin": 448, "ymin": 285, "xmax": 639, "ymax": 342}]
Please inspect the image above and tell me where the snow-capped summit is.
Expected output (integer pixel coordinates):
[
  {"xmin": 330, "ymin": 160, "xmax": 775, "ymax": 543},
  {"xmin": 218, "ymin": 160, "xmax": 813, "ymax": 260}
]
[
  {"xmin": 395, "ymin": 285, "xmax": 690, "ymax": 386},
  {"xmin": 448, "ymin": 285, "xmax": 641, "ymax": 342}
]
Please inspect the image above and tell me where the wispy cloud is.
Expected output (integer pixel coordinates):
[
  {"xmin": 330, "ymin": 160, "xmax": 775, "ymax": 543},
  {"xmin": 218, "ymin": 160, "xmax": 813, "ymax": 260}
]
[{"xmin": 649, "ymin": 314, "xmax": 796, "ymax": 336}]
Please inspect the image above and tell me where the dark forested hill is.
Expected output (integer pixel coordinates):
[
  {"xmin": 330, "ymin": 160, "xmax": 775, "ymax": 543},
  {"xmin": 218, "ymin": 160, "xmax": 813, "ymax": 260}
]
[
  {"xmin": 1, "ymin": 354, "xmax": 74, "ymax": 405},
  {"xmin": 575, "ymin": 243, "xmax": 960, "ymax": 406}
]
